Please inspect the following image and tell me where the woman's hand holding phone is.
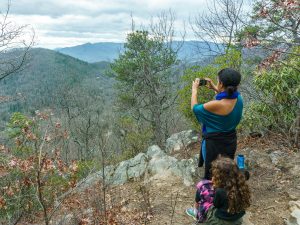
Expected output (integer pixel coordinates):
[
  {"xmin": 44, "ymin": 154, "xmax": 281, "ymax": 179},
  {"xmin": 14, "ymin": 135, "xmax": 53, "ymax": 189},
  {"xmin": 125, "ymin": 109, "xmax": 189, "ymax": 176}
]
[
  {"xmin": 192, "ymin": 78, "xmax": 200, "ymax": 93},
  {"xmin": 204, "ymin": 78, "xmax": 218, "ymax": 92}
]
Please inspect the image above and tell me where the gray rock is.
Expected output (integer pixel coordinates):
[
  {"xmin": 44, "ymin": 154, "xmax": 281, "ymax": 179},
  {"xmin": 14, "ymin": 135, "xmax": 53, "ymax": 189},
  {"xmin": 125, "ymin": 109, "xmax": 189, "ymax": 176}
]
[
  {"xmin": 112, "ymin": 153, "xmax": 148, "ymax": 185},
  {"xmin": 269, "ymin": 150, "xmax": 286, "ymax": 165},
  {"xmin": 77, "ymin": 165, "xmax": 116, "ymax": 191},
  {"xmin": 103, "ymin": 165, "xmax": 116, "ymax": 183},
  {"xmin": 146, "ymin": 145, "xmax": 165, "ymax": 158},
  {"xmin": 148, "ymin": 152, "xmax": 197, "ymax": 186},
  {"xmin": 111, "ymin": 161, "xmax": 130, "ymax": 185},
  {"xmin": 170, "ymin": 158, "xmax": 196, "ymax": 186},
  {"xmin": 79, "ymin": 153, "xmax": 149, "ymax": 188},
  {"xmin": 51, "ymin": 209, "xmax": 93, "ymax": 225},
  {"xmin": 286, "ymin": 200, "xmax": 300, "ymax": 225},
  {"xmin": 165, "ymin": 130, "xmax": 199, "ymax": 154},
  {"xmin": 127, "ymin": 153, "xmax": 149, "ymax": 179},
  {"xmin": 83, "ymin": 208, "xmax": 94, "ymax": 218},
  {"xmin": 148, "ymin": 154, "xmax": 178, "ymax": 175},
  {"xmin": 193, "ymin": 153, "xmax": 199, "ymax": 164},
  {"xmin": 77, "ymin": 131, "xmax": 201, "ymax": 190}
]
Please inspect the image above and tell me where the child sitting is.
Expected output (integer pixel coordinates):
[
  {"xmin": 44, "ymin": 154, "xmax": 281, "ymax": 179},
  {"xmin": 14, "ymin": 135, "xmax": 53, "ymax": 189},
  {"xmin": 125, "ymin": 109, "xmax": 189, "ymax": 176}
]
[
  {"xmin": 186, "ymin": 179, "xmax": 215, "ymax": 222},
  {"xmin": 186, "ymin": 156, "xmax": 251, "ymax": 224}
]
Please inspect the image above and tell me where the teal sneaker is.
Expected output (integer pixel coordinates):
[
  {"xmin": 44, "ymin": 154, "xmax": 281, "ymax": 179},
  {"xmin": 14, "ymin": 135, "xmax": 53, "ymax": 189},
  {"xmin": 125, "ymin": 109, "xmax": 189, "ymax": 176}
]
[{"xmin": 186, "ymin": 208, "xmax": 197, "ymax": 221}]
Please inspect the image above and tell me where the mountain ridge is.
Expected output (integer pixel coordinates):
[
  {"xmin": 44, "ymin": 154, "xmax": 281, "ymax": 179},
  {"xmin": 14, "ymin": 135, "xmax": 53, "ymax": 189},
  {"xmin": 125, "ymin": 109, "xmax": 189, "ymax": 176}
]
[{"xmin": 56, "ymin": 41, "xmax": 222, "ymax": 63}]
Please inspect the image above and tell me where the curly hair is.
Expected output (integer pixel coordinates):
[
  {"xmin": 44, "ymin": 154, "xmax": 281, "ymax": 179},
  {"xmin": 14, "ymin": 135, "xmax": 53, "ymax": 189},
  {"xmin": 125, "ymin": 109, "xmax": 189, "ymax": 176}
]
[{"xmin": 211, "ymin": 156, "xmax": 251, "ymax": 214}]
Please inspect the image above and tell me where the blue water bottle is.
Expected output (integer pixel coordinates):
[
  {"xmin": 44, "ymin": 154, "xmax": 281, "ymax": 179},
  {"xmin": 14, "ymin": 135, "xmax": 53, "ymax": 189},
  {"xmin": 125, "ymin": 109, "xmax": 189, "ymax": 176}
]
[{"xmin": 237, "ymin": 154, "xmax": 245, "ymax": 170}]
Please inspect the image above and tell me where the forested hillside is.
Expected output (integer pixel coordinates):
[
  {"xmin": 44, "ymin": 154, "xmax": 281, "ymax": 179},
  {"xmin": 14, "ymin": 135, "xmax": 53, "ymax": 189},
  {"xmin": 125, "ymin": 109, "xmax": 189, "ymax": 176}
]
[{"xmin": 0, "ymin": 48, "xmax": 112, "ymax": 125}]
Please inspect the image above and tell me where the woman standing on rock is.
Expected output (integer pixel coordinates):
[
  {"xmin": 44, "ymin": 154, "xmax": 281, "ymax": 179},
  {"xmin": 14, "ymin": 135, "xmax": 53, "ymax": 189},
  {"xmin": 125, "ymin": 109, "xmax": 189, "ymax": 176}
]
[{"xmin": 191, "ymin": 68, "xmax": 243, "ymax": 180}]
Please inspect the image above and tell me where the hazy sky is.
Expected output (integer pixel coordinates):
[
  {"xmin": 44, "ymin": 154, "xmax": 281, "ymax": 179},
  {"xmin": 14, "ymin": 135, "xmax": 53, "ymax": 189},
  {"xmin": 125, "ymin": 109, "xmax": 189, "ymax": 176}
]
[
  {"xmin": 0, "ymin": 0, "xmax": 213, "ymax": 49},
  {"xmin": 0, "ymin": 0, "xmax": 251, "ymax": 49}
]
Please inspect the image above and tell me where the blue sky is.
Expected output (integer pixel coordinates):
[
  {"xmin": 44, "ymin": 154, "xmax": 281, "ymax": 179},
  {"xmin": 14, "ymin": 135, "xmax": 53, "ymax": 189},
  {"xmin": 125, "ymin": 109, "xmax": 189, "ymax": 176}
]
[{"xmin": 0, "ymin": 0, "xmax": 251, "ymax": 49}]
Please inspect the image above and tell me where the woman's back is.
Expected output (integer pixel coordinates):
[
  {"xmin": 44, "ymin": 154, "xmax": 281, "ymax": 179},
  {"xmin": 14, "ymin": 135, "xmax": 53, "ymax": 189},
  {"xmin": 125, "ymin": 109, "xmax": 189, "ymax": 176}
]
[{"xmin": 193, "ymin": 95, "xmax": 243, "ymax": 133}]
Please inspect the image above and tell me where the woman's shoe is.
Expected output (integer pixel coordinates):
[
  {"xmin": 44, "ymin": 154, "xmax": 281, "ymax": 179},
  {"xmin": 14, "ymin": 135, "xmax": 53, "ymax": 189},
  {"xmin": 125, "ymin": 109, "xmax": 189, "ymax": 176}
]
[{"xmin": 186, "ymin": 208, "xmax": 197, "ymax": 221}]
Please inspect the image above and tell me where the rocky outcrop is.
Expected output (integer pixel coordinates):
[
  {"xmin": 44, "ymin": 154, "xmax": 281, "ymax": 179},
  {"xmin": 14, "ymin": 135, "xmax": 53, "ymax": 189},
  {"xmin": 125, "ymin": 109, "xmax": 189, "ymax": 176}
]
[
  {"xmin": 147, "ymin": 145, "xmax": 197, "ymax": 186},
  {"xmin": 112, "ymin": 153, "xmax": 148, "ymax": 185},
  {"xmin": 79, "ymin": 153, "xmax": 149, "ymax": 191},
  {"xmin": 165, "ymin": 130, "xmax": 199, "ymax": 154},
  {"xmin": 146, "ymin": 145, "xmax": 166, "ymax": 158},
  {"xmin": 80, "ymin": 135, "xmax": 199, "ymax": 190}
]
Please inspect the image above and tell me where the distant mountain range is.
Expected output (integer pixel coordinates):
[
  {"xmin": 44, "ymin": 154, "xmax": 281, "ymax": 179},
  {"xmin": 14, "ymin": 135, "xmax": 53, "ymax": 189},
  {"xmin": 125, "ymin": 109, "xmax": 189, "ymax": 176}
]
[{"xmin": 56, "ymin": 41, "xmax": 222, "ymax": 63}]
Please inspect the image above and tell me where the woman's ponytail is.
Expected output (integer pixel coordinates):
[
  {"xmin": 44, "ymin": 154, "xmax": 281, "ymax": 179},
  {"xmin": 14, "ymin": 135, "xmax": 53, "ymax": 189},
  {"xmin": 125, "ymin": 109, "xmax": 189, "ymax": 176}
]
[{"xmin": 225, "ymin": 86, "xmax": 237, "ymax": 96}]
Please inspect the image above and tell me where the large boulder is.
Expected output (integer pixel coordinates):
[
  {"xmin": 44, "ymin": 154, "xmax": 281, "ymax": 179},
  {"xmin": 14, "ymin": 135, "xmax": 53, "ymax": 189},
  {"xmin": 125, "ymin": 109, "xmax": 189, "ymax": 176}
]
[
  {"xmin": 148, "ymin": 153, "xmax": 178, "ymax": 175},
  {"xmin": 103, "ymin": 165, "xmax": 116, "ymax": 183},
  {"xmin": 286, "ymin": 200, "xmax": 300, "ymax": 225},
  {"xmin": 51, "ymin": 208, "xmax": 94, "ymax": 225},
  {"xmin": 146, "ymin": 145, "xmax": 166, "ymax": 158},
  {"xmin": 165, "ymin": 130, "xmax": 199, "ymax": 154},
  {"xmin": 127, "ymin": 153, "xmax": 149, "ymax": 179},
  {"xmin": 79, "ymin": 153, "xmax": 149, "ymax": 189},
  {"xmin": 148, "ymin": 150, "xmax": 197, "ymax": 186},
  {"xmin": 170, "ymin": 158, "xmax": 197, "ymax": 186},
  {"xmin": 111, "ymin": 161, "xmax": 130, "ymax": 185},
  {"xmin": 77, "ymin": 165, "xmax": 116, "ymax": 191},
  {"xmin": 109, "ymin": 146, "xmax": 197, "ymax": 186},
  {"xmin": 111, "ymin": 153, "xmax": 148, "ymax": 184},
  {"xmin": 112, "ymin": 153, "xmax": 149, "ymax": 185}
]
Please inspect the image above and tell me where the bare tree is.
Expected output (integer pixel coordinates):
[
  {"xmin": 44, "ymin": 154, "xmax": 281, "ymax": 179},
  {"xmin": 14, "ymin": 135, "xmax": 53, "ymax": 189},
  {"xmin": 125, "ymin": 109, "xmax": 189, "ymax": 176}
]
[
  {"xmin": 93, "ymin": 110, "xmax": 117, "ymax": 224},
  {"xmin": 192, "ymin": 0, "xmax": 247, "ymax": 55},
  {"xmin": 0, "ymin": 0, "xmax": 34, "ymax": 82},
  {"xmin": 150, "ymin": 10, "xmax": 185, "ymax": 57}
]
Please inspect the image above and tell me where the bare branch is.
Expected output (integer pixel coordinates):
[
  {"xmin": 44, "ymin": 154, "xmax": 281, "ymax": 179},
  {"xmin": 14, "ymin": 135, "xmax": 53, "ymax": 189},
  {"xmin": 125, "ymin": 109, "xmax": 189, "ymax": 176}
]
[
  {"xmin": 0, "ymin": 0, "xmax": 35, "ymax": 82},
  {"xmin": 191, "ymin": 0, "xmax": 247, "ymax": 56}
]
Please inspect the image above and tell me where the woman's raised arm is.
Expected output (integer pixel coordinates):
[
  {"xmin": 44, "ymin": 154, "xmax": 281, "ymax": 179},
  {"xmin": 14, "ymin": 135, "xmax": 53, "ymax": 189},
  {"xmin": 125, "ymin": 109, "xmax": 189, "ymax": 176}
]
[{"xmin": 191, "ymin": 78, "xmax": 200, "ymax": 109}]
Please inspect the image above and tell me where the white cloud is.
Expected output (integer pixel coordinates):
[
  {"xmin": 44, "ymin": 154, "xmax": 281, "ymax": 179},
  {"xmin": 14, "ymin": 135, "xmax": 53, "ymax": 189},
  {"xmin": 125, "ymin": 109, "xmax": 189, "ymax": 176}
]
[{"xmin": 0, "ymin": 0, "xmax": 227, "ymax": 48}]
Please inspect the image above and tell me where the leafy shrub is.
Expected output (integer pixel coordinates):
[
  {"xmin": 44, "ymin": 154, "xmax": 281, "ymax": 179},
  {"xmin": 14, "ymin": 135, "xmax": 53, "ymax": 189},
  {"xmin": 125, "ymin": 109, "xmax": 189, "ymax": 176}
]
[
  {"xmin": 242, "ymin": 47, "xmax": 300, "ymax": 140},
  {"xmin": 0, "ymin": 111, "xmax": 78, "ymax": 224}
]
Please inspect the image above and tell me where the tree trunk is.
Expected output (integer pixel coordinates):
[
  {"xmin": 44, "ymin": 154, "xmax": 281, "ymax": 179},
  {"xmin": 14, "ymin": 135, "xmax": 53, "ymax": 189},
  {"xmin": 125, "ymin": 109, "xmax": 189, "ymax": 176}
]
[{"xmin": 152, "ymin": 104, "xmax": 164, "ymax": 147}]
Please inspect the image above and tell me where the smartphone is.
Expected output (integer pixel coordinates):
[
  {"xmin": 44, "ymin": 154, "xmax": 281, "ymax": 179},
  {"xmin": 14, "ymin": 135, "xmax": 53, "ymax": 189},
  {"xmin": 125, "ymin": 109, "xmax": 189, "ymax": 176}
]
[{"xmin": 199, "ymin": 79, "xmax": 207, "ymax": 86}]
